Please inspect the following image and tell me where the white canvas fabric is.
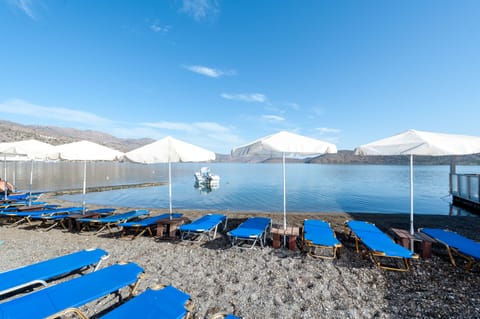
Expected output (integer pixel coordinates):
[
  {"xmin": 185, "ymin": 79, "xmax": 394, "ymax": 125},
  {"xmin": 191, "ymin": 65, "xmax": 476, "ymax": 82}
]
[
  {"xmin": 53, "ymin": 140, "xmax": 124, "ymax": 161},
  {"xmin": 355, "ymin": 129, "xmax": 480, "ymax": 156},
  {"xmin": 124, "ymin": 136, "xmax": 215, "ymax": 164},
  {"xmin": 231, "ymin": 131, "xmax": 337, "ymax": 158},
  {"xmin": 0, "ymin": 139, "xmax": 58, "ymax": 160}
]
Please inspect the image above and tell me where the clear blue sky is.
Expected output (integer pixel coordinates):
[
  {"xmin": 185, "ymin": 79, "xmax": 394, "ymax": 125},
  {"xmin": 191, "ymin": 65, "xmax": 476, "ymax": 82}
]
[{"xmin": 1, "ymin": 0, "xmax": 479, "ymax": 154}]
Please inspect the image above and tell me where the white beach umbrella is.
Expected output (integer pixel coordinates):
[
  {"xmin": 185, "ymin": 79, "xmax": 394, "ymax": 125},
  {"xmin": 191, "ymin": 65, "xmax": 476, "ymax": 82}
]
[
  {"xmin": 354, "ymin": 129, "xmax": 480, "ymax": 236},
  {"xmin": 53, "ymin": 140, "xmax": 124, "ymax": 212},
  {"xmin": 231, "ymin": 131, "xmax": 338, "ymax": 246},
  {"xmin": 0, "ymin": 139, "xmax": 58, "ymax": 202},
  {"xmin": 124, "ymin": 136, "xmax": 216, "ymax": 218}
]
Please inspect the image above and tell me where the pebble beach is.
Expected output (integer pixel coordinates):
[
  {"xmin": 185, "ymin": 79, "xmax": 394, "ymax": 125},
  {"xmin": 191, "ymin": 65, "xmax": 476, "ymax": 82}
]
[{"xmin": 1, "ymin": 193, "xmax": 479, "ymax": 319}]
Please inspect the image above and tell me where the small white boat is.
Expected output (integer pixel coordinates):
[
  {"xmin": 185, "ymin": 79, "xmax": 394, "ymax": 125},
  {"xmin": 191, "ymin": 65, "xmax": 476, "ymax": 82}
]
[{"xmin": 194, "ymin": 167, "xmax": 220, "ymax": 185}]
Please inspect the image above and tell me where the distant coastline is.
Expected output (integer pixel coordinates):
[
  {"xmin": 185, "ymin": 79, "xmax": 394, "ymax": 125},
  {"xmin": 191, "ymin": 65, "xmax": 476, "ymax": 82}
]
[{"xmin": 215, "ymin": 150, "xmax": 480, "ymax": 165}]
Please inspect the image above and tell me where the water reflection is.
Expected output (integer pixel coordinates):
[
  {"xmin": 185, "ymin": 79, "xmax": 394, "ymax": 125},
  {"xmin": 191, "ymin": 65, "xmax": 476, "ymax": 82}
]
[{"xmin": 194, "ymin": 181, "xmax": 220, "ymax": 194}]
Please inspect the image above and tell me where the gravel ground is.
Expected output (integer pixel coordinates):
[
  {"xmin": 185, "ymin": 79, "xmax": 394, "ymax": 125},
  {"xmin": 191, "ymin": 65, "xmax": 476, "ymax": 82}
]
[{"xmin": 0, "ymin": 194, "xmax": 479, "ymax": 318}]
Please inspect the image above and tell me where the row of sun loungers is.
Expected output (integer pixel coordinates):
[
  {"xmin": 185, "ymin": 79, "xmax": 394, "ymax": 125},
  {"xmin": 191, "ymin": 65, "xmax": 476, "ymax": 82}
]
[
  {"xmin": 1, "ymin": 200, "xmax": 479, "ymax": 272},
  {"xmin": 0, "ymin": 250, "xmax": 240, "ymax": 319}
]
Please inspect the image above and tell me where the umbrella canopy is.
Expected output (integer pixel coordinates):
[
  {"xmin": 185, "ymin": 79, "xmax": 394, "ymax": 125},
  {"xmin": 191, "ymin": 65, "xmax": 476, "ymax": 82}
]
[
  {"xmin": 355, "ymin": 129, "xmax": 480, "ymax": 236},
  {"xmin": 124, "ymin": 136, "xmax": 216, "ymax": 216},
  {"xmin": 53, "ymin": 140, "xmax": 124, "ymax": 212},
  {"xmin": 53, "ymin": 140, "xmax": 123, "ymax": 161},
  {"xmin": 0, "ymin": 139, "xmax": 58, "ymax": 160},
  {"xmin": 231, "ymin": 131, "xmax": 337, "ymax": 246},
  {"xmin": 0, "ymin": 139, "xmax": 58, "ymax": 202},
  {"xmin": 231, "ymin": 130, "xmax": 337, "ymax": 158}
]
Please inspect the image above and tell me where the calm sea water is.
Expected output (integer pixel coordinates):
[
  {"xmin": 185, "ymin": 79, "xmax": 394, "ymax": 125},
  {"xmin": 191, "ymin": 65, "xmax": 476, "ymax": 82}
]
[{"xmin": 6, "ymin": 161, "xmax": 479, "ymax": 216}]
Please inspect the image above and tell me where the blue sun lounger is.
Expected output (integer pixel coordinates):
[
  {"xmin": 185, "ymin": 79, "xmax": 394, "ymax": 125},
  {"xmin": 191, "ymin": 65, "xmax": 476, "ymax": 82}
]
[
  {"xmin": 78, "ymin": 209, "xmax": 150, "ymax": 234},
  {"xmin": 419, "ymin": 228, "xmax": 480, "ymax": 271},
  {"xmin": 99, "ymin": 285, "xmax": 192, "ymax": 319},
  {"xmin": 30, "ymin": 208, "xmax": 117, "ymax": 231},
  {"xmin": 302, "ymin": 219, "xmax": 342, "ymax": 259},
  {"xmin": 227, "ymin": 217, "xmax": 271, "ymax": 249},
  {"xmin": 118, "ymin": 213, "xmax": 183, "ymax": 239},
  {"xmin": 0, "ymin": 206, "xmax": 84, "ymax": 227},
  {"xmin": 345, "ymin": 220, "xmax": 419, "ymax": 271},
  {"xmin": 0, "ymin": 262, "xmax": 144, "ymax": 319},
  {"xmin": 179, "ymin": 214, "xmax": 227, "ymax": 241},
  {"xmin": 0, "ymin": 248, "xmax": 108, "ymax": 298},
  {"xmin": 0, "ymin": 203, "xmax": 59, "ymax": 213}
]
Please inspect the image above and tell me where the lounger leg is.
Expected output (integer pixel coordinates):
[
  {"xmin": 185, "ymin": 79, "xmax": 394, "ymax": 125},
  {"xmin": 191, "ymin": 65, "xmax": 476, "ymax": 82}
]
[
  {"xmin": 8, "ymin": 217, "xmax": 27, "ymax": 227},
  {"xmin": 212, "ymin": 225, "xmax": 219, "ymax": 239},
  {"xmin": 42, "ymin": 222, "xmax": 60, "ymax": 232},
  {"xmin": 45, "ymin": 307, "xmax": 89, "ymax": 319},
  {"xmin": 354, "ymin": 237, "xmax": 360, "ymax": 253},
  {"xmin": 445, "ymin": 246, "xmax": 457, "ymax": 267},
  {"xmin": 95, "ymin": 224, "xmax": 107, "ymax": 234},
  {"xmin": 132, "ymin": 228, "xmax": 147, "ymax": 240},
  {"xmin": 370, "ymin": 253, "xmax": 411, "ymax": 272}
]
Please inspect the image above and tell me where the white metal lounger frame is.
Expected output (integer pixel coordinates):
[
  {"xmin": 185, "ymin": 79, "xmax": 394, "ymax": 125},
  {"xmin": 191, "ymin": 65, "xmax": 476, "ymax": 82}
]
[
  {"xmin": 229, "ymin": 221, "xmax": 271, "ymax": 249},
  {"xmin": 180, "ymin": 217, "xmax": 228, "ymax": 242}
]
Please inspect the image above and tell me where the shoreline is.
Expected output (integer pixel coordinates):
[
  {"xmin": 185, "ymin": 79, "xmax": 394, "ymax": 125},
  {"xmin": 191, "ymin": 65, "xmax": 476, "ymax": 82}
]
[
  {"xmin": 1, "ymin": 193, "xmax": 479, "ymax": 318},
  {"xmin": 41, "ymin": 192, "xmax": 480, "ymax": 235}
]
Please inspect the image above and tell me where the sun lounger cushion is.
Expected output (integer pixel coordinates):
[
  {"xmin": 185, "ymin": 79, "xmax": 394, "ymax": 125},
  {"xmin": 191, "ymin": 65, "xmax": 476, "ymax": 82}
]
[
  {"xmin": 228, "ymin": 217, "xmax": 271, "ymax": 239},
  {"xmin": 0, "ymin": 248, "xmax": 108, "ymax": 297},
  {"xmin": 303, "ymin": 219, "xmax": 341, "ymax": 247},
  {"xmin": 0, "ymin": 262, "xmax": 144, "ymax": 319},
  {"xmin": 99, "ymin": 285, "xmax": 191, "ymax": 319},
  {"xmin": 346, "ymin": 220, "xmax": 415, "ymax": 259},
  {"xmin": 118, "ymin": 213, "xmax": 182, "ymax": 228},
  {"xmin": 0, "ymin": 206, "xmax": 83, "ymax": 218},
  {"xmin": 178, "ymin": 214, "xmax": 227, "ymax": 241},
  {"xmin": 421, "ymin": 228, "xmax": 480, "ymax": 260},
  {"xmin": 179, "ymin": 214, "xmax": 225, "ymax": 232},
  {"xmin": 78, "ymin": 209, "xmax": 149, "ymax": 224},
  {"xmin": 228, "ymin": 217, "xmax": 271, "ymax": 248},
  {"xmin": 302, "ymin": 219, "xmax": 342, "ymax": 259}
]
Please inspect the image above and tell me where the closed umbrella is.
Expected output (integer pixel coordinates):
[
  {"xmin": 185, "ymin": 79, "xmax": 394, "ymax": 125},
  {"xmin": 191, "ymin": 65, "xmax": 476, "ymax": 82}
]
[
  {"xmin": 354, "ymin": 129, "xmax": 480, "ymax": 236},
  {"xmin": 231, "ymin": 131, "xmax": 337, "ymax": 246},
  {"xmin": 53, "ymin": 140, "xmax": 124, "ymax": 213},
  {"xmin": 124, "ymin": 136, "xmax": 216, "ymax": 218}
]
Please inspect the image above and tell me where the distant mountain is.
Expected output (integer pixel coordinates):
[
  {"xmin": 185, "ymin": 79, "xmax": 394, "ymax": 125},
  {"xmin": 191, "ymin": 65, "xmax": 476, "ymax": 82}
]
[{"xmin": 0, "ymin": 120, "xmax": 154, "ymax": 152}]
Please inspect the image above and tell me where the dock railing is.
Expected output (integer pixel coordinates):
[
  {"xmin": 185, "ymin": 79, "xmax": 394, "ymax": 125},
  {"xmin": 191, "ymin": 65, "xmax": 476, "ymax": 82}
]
[{"xmin": 450, "ymin": 173, "xmax": 480, "ymax": 203}]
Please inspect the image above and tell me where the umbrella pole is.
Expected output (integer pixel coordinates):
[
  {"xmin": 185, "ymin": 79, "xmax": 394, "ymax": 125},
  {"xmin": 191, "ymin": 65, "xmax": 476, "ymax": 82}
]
[
  {"xmin": 409, "ymin": 154, "xmax": 414, "ymax": 236},
  {"xmin": 12, "ymin": 162, "xmax": 16, "ymax": 189},
  {"xmin": 283, "ymin": 152, "xmax": 287, "ymax": 248},
  {"xmin": 3, "ymin": 154, "xmax": 7, "ymax": 201},
  {"xmin": 82, "ymin": 160, "xmax": 87, "ymax": 214},
  {"xmin": 169, "ymin": 160, "xmax": 172, "ymax": 219},
  {"xmin": 29, "ymin": 160, "xmax": 34, "ymax": 206},
  {"xmin": 409, "ymin": 154, "xmax": 415, "ymax": 252}
]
